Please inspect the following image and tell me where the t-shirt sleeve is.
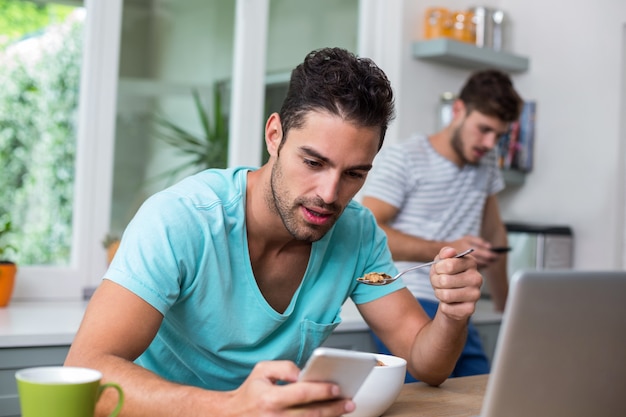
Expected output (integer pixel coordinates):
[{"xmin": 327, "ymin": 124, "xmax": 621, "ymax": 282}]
[
  {"xmin": 349, "ymin": 207, "xmax": 404, "ymax": 305},
  {"xmin": 104, "ymin": 191, "xmax": 202, "ymax": 315}
]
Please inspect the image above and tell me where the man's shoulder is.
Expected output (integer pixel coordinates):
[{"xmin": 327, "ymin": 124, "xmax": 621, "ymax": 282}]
[
  {"xmin": 381, "ymin": 134, "xmax": 431, "ymax": 159},
  {"xmin": 164, "ymin": 167, "xmax": 249, "ymax": 202},
  {"xmin": 141, "ymin": 167, "xmax": 250, "ymax": 218}
]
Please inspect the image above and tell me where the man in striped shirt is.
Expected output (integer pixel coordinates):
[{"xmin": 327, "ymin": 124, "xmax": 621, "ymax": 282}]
[{"xmin": 362, "ymin": 69, "xmax": 523, "ymax": 379}]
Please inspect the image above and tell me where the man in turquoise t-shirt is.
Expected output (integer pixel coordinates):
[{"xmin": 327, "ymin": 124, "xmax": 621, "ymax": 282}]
[{"xmin": 66, "ymin": 47, "xmax": 483, "ymax": 417}]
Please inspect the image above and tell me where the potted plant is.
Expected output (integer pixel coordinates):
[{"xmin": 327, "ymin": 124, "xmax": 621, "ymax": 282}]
[
  {"xmin": 0, "ymin": 214, "xmax": 18, "ymax": 307},
  {"xmin": 102, "ymin": 233, "xmax": 120, "ymax": 265},
  {"xmin": 151, "ymin": 87, "xmax": 229, "ymax": 185}
]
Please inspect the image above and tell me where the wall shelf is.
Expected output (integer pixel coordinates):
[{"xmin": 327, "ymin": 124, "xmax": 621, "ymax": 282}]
[{"xmin": 412, "ymin": 39, "xmax": 530, "ymax": 73}]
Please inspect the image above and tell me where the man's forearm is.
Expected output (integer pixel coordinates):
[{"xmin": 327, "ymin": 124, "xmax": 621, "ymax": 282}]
[
  {"xmin": 67, "ymin": 354, "xmax": 231, "ymax": 417},
  {"xmin": 406, "ymin": 315, "xmax": 468, "ymax": 386},
  {"xmin": 379, "ymin": 224, "xmax": 443, "ymax": 263}
]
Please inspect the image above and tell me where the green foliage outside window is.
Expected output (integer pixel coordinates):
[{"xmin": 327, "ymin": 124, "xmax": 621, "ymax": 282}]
[
  {"xmin": 0, "ymin": 0, "xmax": 73, "ymax": 50},
  {"xmin": 0, "ymin": 1, "xmax": 81, "ymax": 265}
]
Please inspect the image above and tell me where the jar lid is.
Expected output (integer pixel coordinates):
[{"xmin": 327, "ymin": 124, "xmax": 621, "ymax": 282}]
[{"xmin": 440, "ymin": 91, "xmax": 456, "ymax": 101}]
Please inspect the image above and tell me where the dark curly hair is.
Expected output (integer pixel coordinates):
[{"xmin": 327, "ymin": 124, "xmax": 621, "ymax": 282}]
[
  {"xmin": 279, "ymin": 47, "xmax": 395, "ymax": 151},
  {"xmin": 458, "ymin": 69, "xmax": 523, "ymax": 122}
]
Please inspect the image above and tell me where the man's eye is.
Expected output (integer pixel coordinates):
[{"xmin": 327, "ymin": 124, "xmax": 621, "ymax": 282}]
[
  {"xmin": 346, "ymin": 171, "xmax": 365, "ymax": 180},
  {"xmin": 304, "ymin": 159, "xmax": 322, "ymax": 168}
]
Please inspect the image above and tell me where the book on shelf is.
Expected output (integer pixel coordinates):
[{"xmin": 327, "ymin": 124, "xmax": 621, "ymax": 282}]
[{"xmin": 497, "ymin": 101, "xmax": 535, "ymax": 173}]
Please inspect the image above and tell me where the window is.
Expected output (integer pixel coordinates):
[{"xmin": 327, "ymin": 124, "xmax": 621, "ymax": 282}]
[
  {"xmin": 110, "ymin": 0, "xmax": 236, "ymax": 237},
  {"xmin": 0, "ymin": 0, "xmax": 92, "ymax": 299},
  {"xmin": 4, "ymin": 0, "xmax": 366, "ymax": 301},
  {"xmin": 0, "ymin": 1, "xmax": 83, "ymax": 267}
]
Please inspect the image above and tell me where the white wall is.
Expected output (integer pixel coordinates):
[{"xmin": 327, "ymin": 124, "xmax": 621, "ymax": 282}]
[
  {"xmin": 266, "ymin": 0, "xmax": 358, "ymax": 73},
  {"xmin": 499, "ymin": 0, "xmax": 626, "ymax": 270},
  {"xmin": 388, "ymin": 0, "xmax": 626, "ymax": 270}
]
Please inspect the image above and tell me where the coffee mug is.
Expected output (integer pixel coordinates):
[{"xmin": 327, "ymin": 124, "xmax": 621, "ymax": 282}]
[{"xmin": 15, "ymin": 366, "xmax": 124, "ymax": 417}]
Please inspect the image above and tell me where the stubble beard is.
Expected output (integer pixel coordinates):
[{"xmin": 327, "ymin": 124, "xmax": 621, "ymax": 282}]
[
  {"xmin": 450, "ymin": 122, "xmax": 478, "ymax": 166},
  {"xmin": 267, "ymin": 158, "xmax": 334, "ymax": 243}
]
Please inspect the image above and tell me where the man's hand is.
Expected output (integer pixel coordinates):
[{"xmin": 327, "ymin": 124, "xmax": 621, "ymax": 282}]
[
  {"xmin": 228, "ymin": 361, "xmax": 356, "ymax": 416},
  {"xmin": 430, "ymin": 246, "xmax": 483, "ymax": 322},
  {"xmin": 449, "ymin": 235, "xmax": 500, "ymax": 269}
]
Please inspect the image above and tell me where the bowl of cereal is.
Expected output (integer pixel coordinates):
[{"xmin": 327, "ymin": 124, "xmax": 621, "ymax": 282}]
[{"xmin": 344, "ymin": 353, "xmax": 407, "ymax": 417}]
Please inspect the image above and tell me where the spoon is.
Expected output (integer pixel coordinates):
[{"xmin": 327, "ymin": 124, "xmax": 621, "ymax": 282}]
[{"xmin": 357, "ymin": 248, "xmax": 475, "ymax": 286}]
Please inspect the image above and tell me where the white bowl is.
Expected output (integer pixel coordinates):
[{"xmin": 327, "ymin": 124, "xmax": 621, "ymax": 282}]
[{"xmin": 344, "ymin": 353, "xmax": 407, "ymax": 417}]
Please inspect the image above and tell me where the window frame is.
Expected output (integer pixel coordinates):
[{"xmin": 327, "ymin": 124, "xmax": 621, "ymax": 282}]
[{"xmin": 13, "ymin": 0, "xmax": 123, "ymax": 300}]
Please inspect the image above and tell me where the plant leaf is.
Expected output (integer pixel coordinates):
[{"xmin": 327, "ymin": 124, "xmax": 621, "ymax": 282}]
[{"xmin": 150, "ymin": 86, "xmax": 229, "ymax": 185}]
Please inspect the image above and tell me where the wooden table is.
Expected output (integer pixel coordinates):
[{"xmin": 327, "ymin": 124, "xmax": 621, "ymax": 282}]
[{"xmin": 383, "ymin": 374, "xmax": 488, "ymax": 417}]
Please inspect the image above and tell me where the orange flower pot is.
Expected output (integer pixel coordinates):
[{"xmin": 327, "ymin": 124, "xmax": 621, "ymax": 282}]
[
  {"xmin": 106, "ymin": 240, "xmax": 120, "ymax": 265},
  {"xmin": 0, "ymin": 262, "xmax": 17, "ymax": 307}
]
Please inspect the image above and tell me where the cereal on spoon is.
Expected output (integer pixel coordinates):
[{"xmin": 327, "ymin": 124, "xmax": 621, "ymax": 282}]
[{"xmin": 357, "ymin": 272, "xmax": 391, "ymax": 283}]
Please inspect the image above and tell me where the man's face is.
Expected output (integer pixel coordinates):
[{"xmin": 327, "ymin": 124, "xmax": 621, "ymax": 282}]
[
  {"xmin": 451, "ymin": 107, "xmax": 509, "ymax": 166},
  {"xmin": 267, "ymin": 111, "xmax": 380, "ymax": 242}
]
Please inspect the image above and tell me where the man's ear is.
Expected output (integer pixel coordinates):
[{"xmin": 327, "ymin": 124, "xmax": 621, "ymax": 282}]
[
  {"xmin": 265, "ymin": 113, "xmax": 283, "ymax": 157},
  {"xmin": 451, "ymin": 99, "xmax": 467, "ymax": 122}
]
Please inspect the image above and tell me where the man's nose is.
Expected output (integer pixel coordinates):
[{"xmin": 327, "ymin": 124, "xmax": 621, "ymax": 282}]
[{"xmin": 317, "ymin": 173, "xmax": 341, "ymax": 204}]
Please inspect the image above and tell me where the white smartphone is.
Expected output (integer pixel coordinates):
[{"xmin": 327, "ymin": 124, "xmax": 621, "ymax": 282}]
[{"xmin": 298, "ymin": 347, "xmax": 377, "ymax": 398}]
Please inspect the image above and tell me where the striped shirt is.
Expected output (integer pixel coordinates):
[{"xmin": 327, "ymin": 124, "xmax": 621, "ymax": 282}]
[{"xmin": 363, "ymin": 134, "xmax": 504, "ymax": 301}]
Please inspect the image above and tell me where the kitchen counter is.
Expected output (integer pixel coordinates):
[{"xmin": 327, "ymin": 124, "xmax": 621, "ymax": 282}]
[
  {"xmin": 0, "ymin": 298, "xmax": 501, "ymax": 348},
  {"xmin": 0, "ymin": 301, "xmax": 87, "ymax": 348},
  {"xmin": 0, "ymin": 298, "xmax": 502, "ymax": 416},
  {"xmin": 0, "ymin": 301, "xmax": 89, "ymax": 417}
]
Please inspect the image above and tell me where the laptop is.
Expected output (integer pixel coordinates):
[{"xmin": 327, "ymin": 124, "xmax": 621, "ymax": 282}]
[{"xmin": 478, "ymin": 269, "xmax": 626, "ymax": 417}]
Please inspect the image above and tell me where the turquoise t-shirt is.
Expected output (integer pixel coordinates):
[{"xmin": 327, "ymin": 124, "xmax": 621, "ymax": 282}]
[{"xmin": 106, "ymin": 167, "xmax": 404, "ymax": 391}]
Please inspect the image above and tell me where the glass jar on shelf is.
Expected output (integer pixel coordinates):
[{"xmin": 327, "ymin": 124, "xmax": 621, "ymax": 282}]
[
  {"xmin": 423, "ymin": 7, "xmax": 452, "ymax": 40},
  {"xmin": 451, "ymin": 10, "xmax": 475, "ymax": 44}
]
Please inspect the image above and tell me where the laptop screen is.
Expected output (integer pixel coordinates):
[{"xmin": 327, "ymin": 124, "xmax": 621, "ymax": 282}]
[{"xmin": 479, "ymin": 269, "xmax": 626, "ymax": 417}]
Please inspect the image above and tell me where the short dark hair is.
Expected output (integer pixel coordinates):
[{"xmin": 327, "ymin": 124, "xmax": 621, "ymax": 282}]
[
  {"xmin": 458, "ymin": 69, "xmax": 523, "ymax": 122},
  {"xmin": 279, "ymin": 47, "xmax": 395, "ymax": 150}
]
